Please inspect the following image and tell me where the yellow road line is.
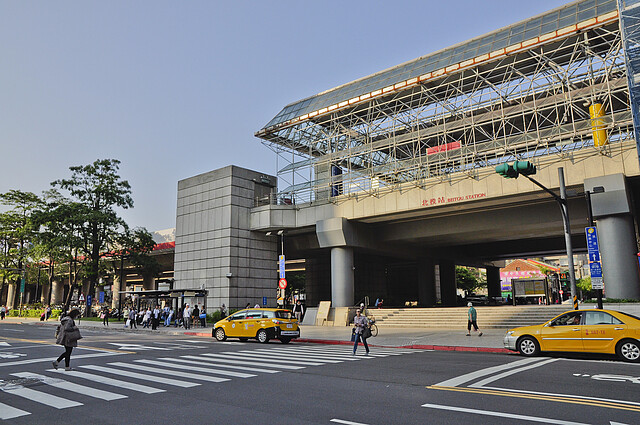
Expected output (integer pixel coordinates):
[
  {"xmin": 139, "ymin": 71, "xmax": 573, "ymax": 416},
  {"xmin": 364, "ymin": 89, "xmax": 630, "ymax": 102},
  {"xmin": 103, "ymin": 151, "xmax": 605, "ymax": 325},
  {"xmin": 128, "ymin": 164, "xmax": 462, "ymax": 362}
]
[
  {"xmin": 0, "ymin": 337, "xmax": 134, "ymax": 354},
  {"xmin": 427, "ymin": 385, "xmax": 640, "ymax": 413}
]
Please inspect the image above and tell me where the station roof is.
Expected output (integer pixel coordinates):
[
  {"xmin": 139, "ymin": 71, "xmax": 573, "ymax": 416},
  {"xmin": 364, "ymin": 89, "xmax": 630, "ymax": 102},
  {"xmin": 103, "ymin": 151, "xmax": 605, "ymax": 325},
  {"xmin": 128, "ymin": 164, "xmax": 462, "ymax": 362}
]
[{"xmin": 257, "ymin": 0, "xmax": 617, "ymax": 135}]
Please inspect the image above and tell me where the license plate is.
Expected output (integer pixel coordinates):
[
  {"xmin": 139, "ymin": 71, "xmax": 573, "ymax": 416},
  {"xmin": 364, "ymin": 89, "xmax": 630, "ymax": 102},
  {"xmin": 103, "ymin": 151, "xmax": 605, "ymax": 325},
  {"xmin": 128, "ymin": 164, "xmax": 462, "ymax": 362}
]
[{"xmin": 286, "ymin": 324, "xmax": 293, "ymax": 328}]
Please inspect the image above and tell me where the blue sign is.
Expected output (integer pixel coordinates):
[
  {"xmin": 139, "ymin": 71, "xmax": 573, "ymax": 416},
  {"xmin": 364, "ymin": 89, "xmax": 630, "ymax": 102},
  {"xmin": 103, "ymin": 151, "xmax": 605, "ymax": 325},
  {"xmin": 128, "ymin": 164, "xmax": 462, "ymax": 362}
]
[
  {"xmin": 585, "ymin": 227, "xmax": 600, "ymax": 253},
  {"xmin": 589, "ymin": 261, "xmax": 603, "ymax": 278},
  {"xmin": 588, "ymin": 251, "xmax": 600, "ymax": 262},
  {"xmin": 262, "ymin": 296, "xmax": 267, "ymax": 306},
  {"xmin": 279, "ymin": 255, "xmax": 286, "ymax": 279},
  {"xmin": 86, "ymin": 295, "xmax": 92, "ymax": 306},
  {"xmin": 99, "ymin": 291, "xmax": 104, "ymax": 303}
]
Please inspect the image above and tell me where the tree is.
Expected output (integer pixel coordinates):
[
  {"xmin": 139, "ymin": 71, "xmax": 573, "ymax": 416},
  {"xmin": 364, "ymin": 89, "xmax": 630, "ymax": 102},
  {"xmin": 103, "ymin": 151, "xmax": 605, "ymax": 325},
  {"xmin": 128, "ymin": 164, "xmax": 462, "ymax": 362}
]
[
  {"xmin": 105, "ymin": 226, "xmax": 159, "ymax": 308},
  {"xmin": 52, "ymin": 159, "xmax": 133, "ymax": 315},
  {"xmin": 0, "ymin": 190, "xmax": 43, "ymax": 307},
  {"xmin": 456, "ymin": 266, "xmax": 486, "ymax": 295}
]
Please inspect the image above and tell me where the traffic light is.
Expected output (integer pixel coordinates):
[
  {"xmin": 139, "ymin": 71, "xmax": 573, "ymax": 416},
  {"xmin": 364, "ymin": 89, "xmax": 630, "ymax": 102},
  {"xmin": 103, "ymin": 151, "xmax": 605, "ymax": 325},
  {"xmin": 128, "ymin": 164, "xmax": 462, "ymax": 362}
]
[
  {"xmin": 513, "ymin": 160, "xmax": 536, "ymax": 176},
  {"xmin": 495, "ymin": 163, "xmax": 518, "ymax": 178},
  {"xmin": 495, "ymin": 161, "xmax": 536, "ymax": 179}
]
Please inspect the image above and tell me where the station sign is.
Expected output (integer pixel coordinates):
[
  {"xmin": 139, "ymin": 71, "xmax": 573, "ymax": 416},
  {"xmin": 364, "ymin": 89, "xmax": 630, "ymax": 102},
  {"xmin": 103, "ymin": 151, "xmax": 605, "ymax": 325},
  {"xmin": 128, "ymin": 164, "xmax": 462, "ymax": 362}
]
[
  {"xmin": 279, "ymin": 255, "xmax": 285, "ymax": 279},
  {"xmin": 585, "ymin": 226, "xmax": 604, "ymax": 290}
]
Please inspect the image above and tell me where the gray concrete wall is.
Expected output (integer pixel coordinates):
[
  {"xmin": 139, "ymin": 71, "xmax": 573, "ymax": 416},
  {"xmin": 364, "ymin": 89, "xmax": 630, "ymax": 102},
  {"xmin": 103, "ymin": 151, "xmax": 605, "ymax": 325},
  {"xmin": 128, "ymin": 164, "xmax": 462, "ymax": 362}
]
[{"xmin": 174, "ymin": 166, "xmax": 278, "ymax": 311}]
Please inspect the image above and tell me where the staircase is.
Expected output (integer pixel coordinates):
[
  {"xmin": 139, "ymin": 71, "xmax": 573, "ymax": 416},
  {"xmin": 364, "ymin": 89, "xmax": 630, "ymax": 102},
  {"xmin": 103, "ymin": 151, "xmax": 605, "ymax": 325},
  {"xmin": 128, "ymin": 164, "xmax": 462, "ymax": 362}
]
[{"xmin": 370, "ymin": 305, "xmax": 570, "ymax": 329}]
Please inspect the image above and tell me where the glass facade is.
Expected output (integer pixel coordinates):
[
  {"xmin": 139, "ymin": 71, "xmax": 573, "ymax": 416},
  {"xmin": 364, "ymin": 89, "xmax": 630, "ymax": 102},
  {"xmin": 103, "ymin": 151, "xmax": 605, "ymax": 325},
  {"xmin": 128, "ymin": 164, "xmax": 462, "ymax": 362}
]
[
  {"xmin": 619, "ymin": 0, "xmax": 640, "ymax": 156},
  {"xmin": 262, "ymin": 0, "xmax": 618, "ymax": 130}
]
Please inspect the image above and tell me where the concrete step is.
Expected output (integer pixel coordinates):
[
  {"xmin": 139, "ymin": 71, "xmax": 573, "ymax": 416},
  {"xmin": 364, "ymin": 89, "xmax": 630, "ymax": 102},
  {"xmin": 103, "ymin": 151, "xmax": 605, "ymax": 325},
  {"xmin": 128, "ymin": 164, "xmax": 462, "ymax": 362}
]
[{"xmin": 370, "ymin": 306, "xmax": 569, "ymax": 329}]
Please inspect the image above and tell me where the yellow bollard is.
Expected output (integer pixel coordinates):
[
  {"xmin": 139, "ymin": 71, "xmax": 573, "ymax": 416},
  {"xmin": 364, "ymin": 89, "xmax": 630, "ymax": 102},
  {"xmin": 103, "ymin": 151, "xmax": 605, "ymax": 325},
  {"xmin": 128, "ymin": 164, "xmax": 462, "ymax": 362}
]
[{"xmin": 589, "ymin": 103, "xmax": 608, "ymax": 147}]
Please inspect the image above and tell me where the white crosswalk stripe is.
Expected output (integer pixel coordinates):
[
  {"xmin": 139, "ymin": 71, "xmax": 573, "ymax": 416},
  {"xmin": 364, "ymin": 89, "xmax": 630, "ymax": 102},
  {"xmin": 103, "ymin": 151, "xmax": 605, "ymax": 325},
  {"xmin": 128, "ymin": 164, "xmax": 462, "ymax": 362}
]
[
  {"xmin": 0, "ymin": 379, "xmax": 82, "ymax": 409},
  {"xmin": 0, "ymin": 401, "xmax": 29, "ymax": 420},
  {"xmin": 0, "ymin": 344, "xmax": 418, "ymax": 419},
  {"xmin": 108, "ymin": 362, "xmax": 230, "ymax": 383},
  {"xmin": 138, "ymin": 359, "xmax": 256, "ymax": 378},
  {"xmin": 200, "ymin": 353, "xmax": 306, "ymax": 369},
  {"xmin": 47, "ymin": 369, "xmax": 165, "ymax": 394},
  {"xmin": 79, "ymin": 365, "xmax": 199, "ymax": 387},
  {"xmin": 178, "ymin": 355, "xmax": 281, "ymax": 374},
  {"xmin": 10, "ymin": 372, "xmax": 126, "ymax": 401}
]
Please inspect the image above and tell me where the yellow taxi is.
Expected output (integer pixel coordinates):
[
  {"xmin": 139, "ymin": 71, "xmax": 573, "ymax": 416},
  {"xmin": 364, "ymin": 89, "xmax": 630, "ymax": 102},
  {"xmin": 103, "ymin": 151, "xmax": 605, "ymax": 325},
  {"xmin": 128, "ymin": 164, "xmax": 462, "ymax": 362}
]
[
  {"xmin": 504, "ymin": 309, "xmax": 640, "ymax": 362},
  {"xmin": 213, "ymin": 308, "xmax": 300, "ymax": 344}
]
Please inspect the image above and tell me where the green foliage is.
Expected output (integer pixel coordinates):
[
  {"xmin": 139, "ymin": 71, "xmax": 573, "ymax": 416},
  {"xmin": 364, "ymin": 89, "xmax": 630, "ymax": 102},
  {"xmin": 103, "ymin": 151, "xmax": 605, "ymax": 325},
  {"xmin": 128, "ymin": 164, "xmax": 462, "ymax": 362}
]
[{"xmin": 456, "ymin": 266, "xmax": 486, "ymax": 294}]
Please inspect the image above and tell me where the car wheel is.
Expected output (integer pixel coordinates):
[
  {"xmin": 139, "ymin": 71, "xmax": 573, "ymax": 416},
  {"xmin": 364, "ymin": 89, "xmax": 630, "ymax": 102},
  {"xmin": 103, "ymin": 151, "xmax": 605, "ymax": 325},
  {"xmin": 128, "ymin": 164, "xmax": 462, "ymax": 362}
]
[
  {"xmin": 616, "ymin": 339, "xmax": 640, "ymax": 362},
  {"xmin": 239, "ymin": 337, "xmax": 248, "ymax": 342},
  {"xmin": 280, "ymin": 337, "xmax": 291, "ymax": 344},
  {"xmin": 257, "ymin": 329, "xmax": 269, "ymax": 343},
  {"xmin": 214, "ymin": 328, "xmax": 227, "ymax": 341},
  {"xmin": 517, "ymin": 336, "xmax": 539, "ymax": 357}
]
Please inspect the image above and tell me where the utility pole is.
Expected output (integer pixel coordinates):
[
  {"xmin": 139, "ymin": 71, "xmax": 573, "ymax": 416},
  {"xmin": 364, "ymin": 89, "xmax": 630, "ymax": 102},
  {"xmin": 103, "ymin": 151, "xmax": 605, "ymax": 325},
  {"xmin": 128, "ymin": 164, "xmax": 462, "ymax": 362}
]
[{"xmin": 496, "ymin": 162, "xmax": 579, "ymax": 309}]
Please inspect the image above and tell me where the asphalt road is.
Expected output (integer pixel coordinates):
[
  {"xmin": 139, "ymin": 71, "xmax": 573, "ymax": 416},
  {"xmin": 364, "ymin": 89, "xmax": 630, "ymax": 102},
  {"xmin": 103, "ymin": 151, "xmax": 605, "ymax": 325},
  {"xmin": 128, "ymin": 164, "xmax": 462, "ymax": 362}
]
[{"xmin": 1, "ymin": 323, "xmax": 639, "ymax": 424}]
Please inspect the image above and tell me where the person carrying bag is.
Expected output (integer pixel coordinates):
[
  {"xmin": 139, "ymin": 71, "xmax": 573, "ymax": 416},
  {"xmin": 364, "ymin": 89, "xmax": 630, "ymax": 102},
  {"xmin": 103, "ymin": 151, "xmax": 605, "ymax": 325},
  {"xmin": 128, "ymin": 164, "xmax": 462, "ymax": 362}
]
[{"xmin": 53, "ymin": 308, "xmax": 83, "ymax": 371}]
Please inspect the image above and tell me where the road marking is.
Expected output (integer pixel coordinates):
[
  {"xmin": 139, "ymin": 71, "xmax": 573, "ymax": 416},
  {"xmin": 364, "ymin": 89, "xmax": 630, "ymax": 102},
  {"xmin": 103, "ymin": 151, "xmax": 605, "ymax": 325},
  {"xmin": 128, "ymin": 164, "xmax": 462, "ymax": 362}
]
[
  {"xmin": 47, "ymin": 369, "xmax": 165, "ymax": 394},
  {"xmin": 434, "ymin": 357, "xmax": 544, "ymax": 387},
  {"xmin": 427, "ymin": 386, "xmax": 640, "ymax": 413},
  {"xmin": 0, "ymin": 401, "xmax": 30, "ymax": 420},
  {"xmin": 0, "ymin": 379, "xmax": 82, "ymax": 409},
  {"xmin": 108, "ymin": 343, "xmax": 171, "ymax": 351},
  {"xmin": 0, "ymin": 342, "xmax": 10, "ymax": 347},
  {"xmin": 141, "ymin": 359, "xmax": 256, "ymax": 378},
  {"xmin": 421, "ymin": 403, "xmax": 590, "ymax": 425},
  {"xmin": 200, "ymin": 353, "xmax": 305, "ymax": 369},
  {"xmin": 179, "ymin": 355, "xmax": 281, "ymax": 373},
  {"xmin": 470, "ymin": 358, "xmax": 558, "ymax": 387},
  {"xmin": 218, "ymin": 351, "xmax": 326, "ymax": 365},
  {"xmin": 250, "ymin": 348, "xmax": 359, "ymax": 361},
  {"xmin": 11, "ymin": 372, "xmax": 127, "ymax": 401},
  {"xmin": 109, "ymin": 362, "xmax": 230, "ymax": 383},
  {"xmin": 0, "ymin": 352, "xmax": 121, "ymax": 367},
  {"xmin": 330, "ymin": 419, "xmax": 369, "ymax": 425},
  {"xmin": 79, "ymin": 365, "xmax": 199, "ymax": 387}
]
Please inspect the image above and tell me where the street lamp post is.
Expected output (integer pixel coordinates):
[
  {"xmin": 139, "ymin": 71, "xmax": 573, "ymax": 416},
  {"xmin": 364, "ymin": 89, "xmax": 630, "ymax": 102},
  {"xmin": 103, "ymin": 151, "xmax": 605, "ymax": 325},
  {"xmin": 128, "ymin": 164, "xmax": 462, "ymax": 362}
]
[{"xmin": 495, "ymin": 162, "xmax": 579, "ymax": 310}]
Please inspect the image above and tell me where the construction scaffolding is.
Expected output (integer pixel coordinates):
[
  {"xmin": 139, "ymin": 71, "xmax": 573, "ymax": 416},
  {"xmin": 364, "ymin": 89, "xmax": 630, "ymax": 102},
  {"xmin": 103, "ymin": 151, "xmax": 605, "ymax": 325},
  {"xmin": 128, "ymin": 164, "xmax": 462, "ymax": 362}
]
[{"xmin": 256, "ymin": 0, "xmax": 635, "ymax": 206}]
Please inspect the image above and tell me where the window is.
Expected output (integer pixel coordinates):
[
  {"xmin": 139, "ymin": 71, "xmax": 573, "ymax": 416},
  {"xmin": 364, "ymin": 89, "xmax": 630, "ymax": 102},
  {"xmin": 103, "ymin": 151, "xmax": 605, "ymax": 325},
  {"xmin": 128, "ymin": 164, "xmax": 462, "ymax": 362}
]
[
  {"xmin": 551, "ymin": 312, "xmax": 582, "ymax": 326},
  {"xmin": 584, "ymin": 311, "xmax": 622, "ymax": 325},
  {"xmin": 229, "ymin": 311, "xmax": 246, "ymax": 320},
  {"xmin": 246, "ymin": 311, "xmax": 264, "ymax": 319}
]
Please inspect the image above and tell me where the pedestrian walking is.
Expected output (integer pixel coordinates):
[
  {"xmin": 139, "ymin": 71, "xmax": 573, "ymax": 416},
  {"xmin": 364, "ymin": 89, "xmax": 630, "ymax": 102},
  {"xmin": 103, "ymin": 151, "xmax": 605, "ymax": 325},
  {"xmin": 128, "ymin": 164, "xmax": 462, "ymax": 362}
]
[
  {"xmin": 52, "ymin": 308, "xmax": 83, "ymax": 371},
  {"xmin": 127, "ymin": 308, "xmax": 137, "ymax": 330},
  {"xmin": 0, "ymin": 305, "xmax": 5, "ymax": 320},
  {"xmin": 292, "ymin": 300, "xmax": 304, "ymax": 322},
  {"xmin": 183, "ymin": 304, "xmax": 192, "ymax": 329},
  {"xmin": 466, "ymin": 302, "xmax": 483, "ymax": 336},
  {"xmin": 220, "ymin": 304, "xmax": 227, "ymax": 319},
  {"xmin": 199, "ymin": 307, "xmax": 206, "ymax": 327},
  {"xmin": 45, "ymin": 305, "xmax": 52, "ymax": 320},
  {"xmin": 101, "ymin": 308, "xmax": 110, "ymax": 326},
  {"xmin": 192, "ymin": 305, "xmax": 200, "ymax": 328},
  {"xmin": 352, "ymin": 308, "xmax": 370, "ymax": 356}
]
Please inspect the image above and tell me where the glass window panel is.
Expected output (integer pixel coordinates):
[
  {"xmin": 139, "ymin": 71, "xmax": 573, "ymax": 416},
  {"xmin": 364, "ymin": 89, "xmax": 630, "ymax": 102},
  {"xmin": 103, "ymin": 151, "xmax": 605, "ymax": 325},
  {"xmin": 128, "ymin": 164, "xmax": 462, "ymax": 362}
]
[
  {"xmin": 540, "ymin": 21, "xmax": 558, "ymax": 35},
  {"xmin": 492, "ymin": 30, "xmax": 510, "ymax": 50},
  {"xmin": 597, "ymin": 0, "xmax": 617, "ymax": 15},
  {"xmin": 523, "ymin": 18, "xmax": 542, "ymax": 39},
  {"xmin": 541, "ymin": 11, "xmax": 559, "ymax": 24}
]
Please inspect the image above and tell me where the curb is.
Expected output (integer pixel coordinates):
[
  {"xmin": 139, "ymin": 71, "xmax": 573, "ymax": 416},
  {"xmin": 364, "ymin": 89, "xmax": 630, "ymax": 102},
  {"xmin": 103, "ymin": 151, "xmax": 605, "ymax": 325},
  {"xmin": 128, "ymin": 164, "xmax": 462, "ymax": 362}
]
[{"xmin": 288, "ymin": 338, "xmax": 511, "ymax": 353}]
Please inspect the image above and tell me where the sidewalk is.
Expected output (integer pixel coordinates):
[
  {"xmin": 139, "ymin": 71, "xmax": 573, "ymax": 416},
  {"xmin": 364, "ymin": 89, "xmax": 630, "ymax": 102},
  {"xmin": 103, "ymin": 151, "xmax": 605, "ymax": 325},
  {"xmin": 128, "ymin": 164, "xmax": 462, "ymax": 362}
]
[{"xmin": 1, "ymin": 316, "xmax": 510, "ymax": 354}]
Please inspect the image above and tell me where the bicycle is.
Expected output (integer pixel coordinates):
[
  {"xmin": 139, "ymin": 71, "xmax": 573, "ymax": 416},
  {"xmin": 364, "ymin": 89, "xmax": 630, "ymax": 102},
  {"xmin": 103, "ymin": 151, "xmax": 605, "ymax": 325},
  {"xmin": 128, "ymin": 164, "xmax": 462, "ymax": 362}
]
[{"xmin": 369, "ymin": 319, "xmax": 378, "ymax": 337}]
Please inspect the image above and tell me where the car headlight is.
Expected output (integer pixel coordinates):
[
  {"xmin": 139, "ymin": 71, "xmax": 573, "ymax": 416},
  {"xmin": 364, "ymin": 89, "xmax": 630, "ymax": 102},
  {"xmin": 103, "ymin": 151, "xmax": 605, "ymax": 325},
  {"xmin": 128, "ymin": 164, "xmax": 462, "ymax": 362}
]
[{"xmin": 505, "ymin": 331, "xmax": 515, "ymax": 336}]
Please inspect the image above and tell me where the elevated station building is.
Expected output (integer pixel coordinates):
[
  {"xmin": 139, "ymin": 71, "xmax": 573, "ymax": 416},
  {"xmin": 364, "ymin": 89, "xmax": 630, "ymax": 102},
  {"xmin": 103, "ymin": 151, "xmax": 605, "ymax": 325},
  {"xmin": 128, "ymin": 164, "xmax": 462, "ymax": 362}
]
[{"xmin": 176, "ymin": 0, "xmax": 640, "ymax": 311}]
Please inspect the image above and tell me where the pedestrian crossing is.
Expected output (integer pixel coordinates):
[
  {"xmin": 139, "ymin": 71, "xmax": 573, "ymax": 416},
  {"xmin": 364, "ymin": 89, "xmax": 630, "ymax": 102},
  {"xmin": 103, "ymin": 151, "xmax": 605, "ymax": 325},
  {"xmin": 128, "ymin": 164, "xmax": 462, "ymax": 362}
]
[{"xmin": 0, "ymin": 345, "xmax": 420, "ymax": 420}]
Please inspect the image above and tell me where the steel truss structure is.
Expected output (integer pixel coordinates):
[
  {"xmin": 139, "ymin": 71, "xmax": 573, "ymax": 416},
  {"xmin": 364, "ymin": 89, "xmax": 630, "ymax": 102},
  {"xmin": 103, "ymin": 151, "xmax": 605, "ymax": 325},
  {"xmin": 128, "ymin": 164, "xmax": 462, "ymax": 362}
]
[{"xmin": 256, "ymin": 0, "xmax": 634, "ymax": 206}]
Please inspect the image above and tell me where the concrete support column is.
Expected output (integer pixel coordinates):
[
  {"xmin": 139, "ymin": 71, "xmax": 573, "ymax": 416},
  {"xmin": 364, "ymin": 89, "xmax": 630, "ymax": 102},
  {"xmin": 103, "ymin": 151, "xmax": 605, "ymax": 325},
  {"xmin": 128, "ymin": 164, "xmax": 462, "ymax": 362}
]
[
  {"xmin": 598, "ymin": 215, "xmax": 640, "ymax": 299},
  {"xmin": 112, "ymin": 275, "xmax": 121, "ymax": 310},
  {"xmin": 6, "ymin": 284, "xmax": 17, "ymax": 309},
  {"xmin": 41, "ymin": 283, "xmax": 50, "ymax": 305},
  {"xmin": 331, "ymin": 247, "xmax": 354, "ymax": 307},
  {"xmin": 418, "ymin": 259, "xmax": 436, "ymax": 306},
  {"xmin": 439, "ymin": 260, "xmax": 457, "ymax": 306},
  {"xmin": 51, "ymin": 280, "xmax": 63, "ymax": 304},
  {"xmin": 487, "ymin": 266, "xmax": 501, "ymax": 300},
  {"xmin": 143, "ymin": 274, "xmax": 156, "ymax": 291}
]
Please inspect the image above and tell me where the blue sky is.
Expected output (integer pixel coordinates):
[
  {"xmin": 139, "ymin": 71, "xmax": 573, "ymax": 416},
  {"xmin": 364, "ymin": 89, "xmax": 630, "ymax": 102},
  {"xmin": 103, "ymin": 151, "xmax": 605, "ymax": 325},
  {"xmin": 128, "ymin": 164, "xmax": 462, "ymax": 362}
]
[{"xmin": 0, "ymin": 1, "xmax": 569, "ymax": 232}]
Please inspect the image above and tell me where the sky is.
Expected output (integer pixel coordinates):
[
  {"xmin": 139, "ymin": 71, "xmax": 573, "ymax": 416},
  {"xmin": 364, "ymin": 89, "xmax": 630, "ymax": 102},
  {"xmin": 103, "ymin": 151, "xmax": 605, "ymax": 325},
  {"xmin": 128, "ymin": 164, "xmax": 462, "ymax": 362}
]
[{"xmin": 0, "ymin": 0, "xmax": 570, "ymax": 232}]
